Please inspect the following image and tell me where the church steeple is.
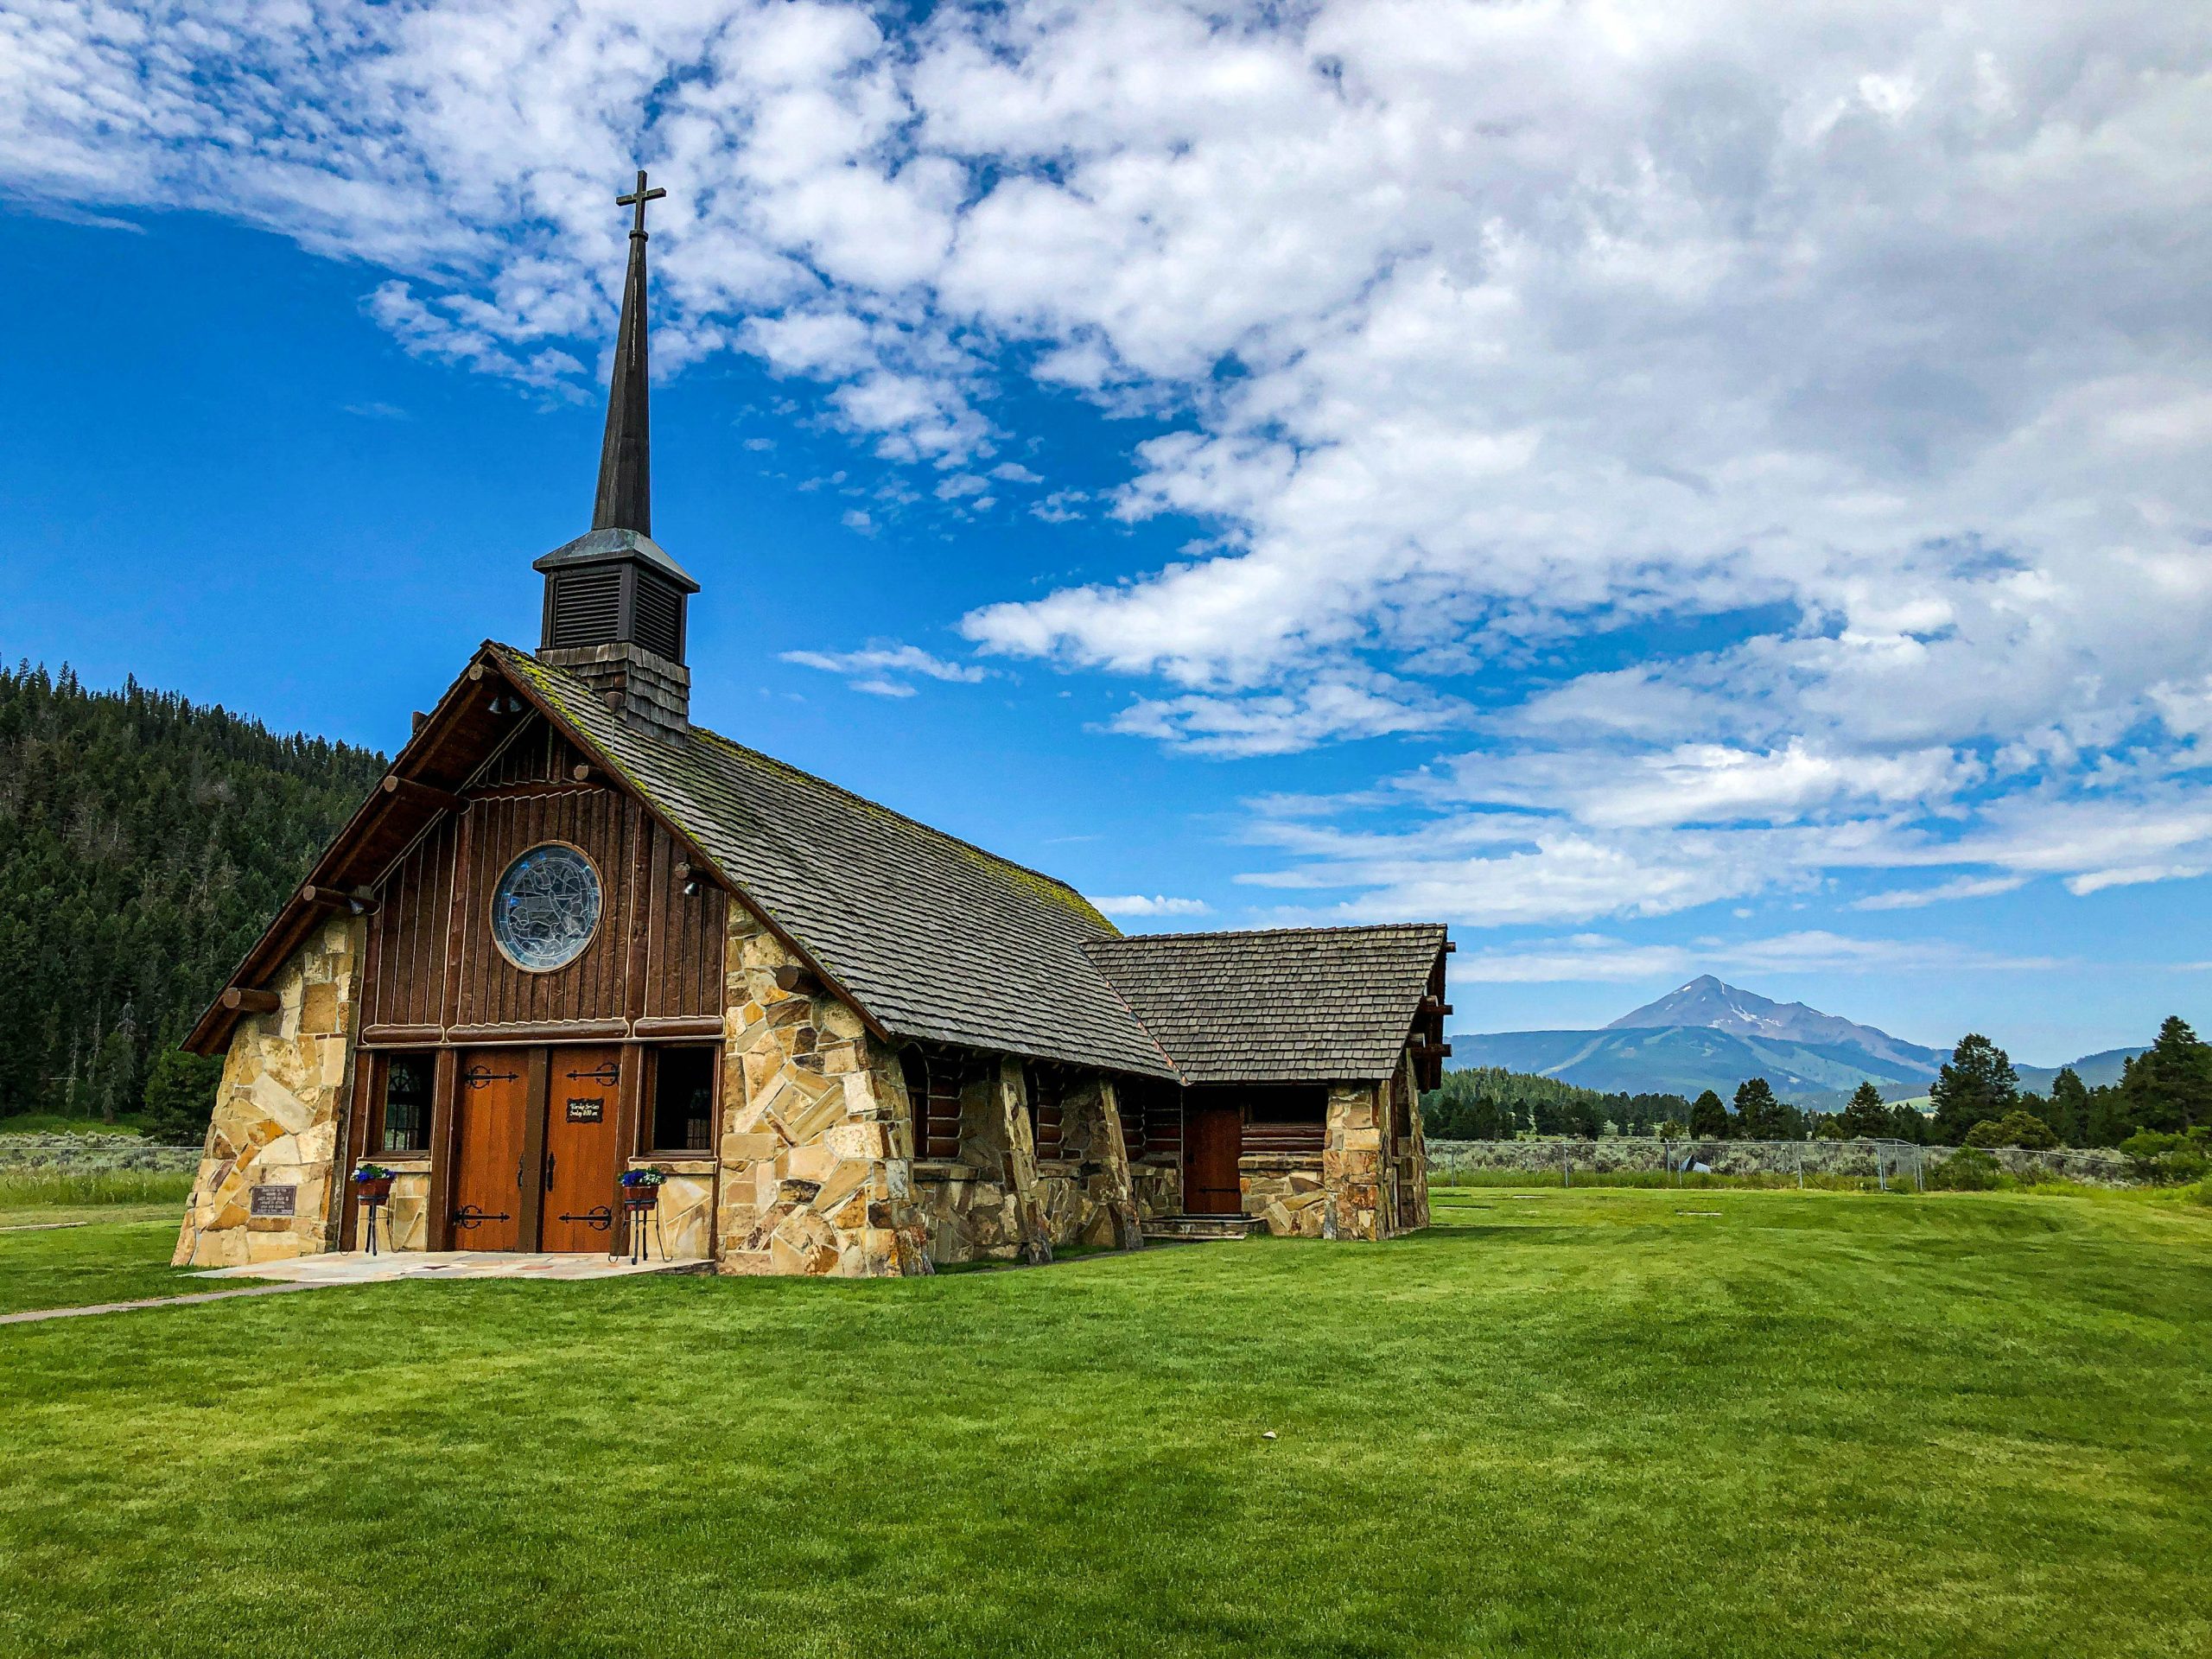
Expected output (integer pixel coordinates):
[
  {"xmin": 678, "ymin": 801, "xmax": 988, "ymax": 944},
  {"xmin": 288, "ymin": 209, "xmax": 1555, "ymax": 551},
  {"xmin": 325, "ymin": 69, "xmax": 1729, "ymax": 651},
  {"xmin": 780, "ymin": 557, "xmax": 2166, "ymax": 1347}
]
[
  {"xmin": 591, "ymin": 170, "xmax": 663, "ymax": 535},
  {"xmin": 534, "ymin": 169, "xmax": 699, "ymax": 743}
]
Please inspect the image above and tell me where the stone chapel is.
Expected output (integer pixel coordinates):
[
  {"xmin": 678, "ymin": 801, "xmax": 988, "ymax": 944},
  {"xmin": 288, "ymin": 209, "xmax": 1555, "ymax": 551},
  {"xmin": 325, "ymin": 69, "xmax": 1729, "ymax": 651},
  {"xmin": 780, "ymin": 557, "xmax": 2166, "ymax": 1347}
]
[{"xmin": 173, "ymin": 175, "xmax": 1452, "ymax": 1276}]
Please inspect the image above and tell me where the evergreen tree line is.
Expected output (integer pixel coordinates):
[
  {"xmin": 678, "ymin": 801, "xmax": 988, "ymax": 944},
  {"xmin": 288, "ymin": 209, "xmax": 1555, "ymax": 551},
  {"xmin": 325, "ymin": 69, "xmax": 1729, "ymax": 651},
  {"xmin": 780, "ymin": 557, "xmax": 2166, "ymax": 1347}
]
[
  {"xmin": 1421, "ymin": 1018, "xmax": 2212, "ymax": 1154},
  {"xmin": 1901, "ymin": 1020, "xmax": 2212, "ymax": 1154},
  {"xmin": 0, "ymin": 663, "xmax": 386, "ymax": 1128}
]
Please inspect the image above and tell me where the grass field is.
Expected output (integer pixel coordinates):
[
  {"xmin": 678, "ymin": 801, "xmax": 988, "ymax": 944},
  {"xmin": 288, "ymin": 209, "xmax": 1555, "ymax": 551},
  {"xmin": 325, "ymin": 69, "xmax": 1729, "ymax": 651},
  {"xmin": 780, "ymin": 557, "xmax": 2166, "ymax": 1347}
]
[{"xmin": 1, "ymin": 1188, "xmax": 2207, "ymax": 1657}]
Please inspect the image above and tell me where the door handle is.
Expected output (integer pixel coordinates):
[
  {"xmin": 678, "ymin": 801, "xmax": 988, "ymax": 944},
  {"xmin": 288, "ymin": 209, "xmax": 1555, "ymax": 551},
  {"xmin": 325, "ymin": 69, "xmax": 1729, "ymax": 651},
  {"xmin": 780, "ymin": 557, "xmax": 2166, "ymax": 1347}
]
[
  {"xmin": 544, "ymin": 1154, "xmax": 556, "ymax": 1192},
  {"xmin": 515, "ymin": 1157, "xmax": 524, "ymax": 1189}
]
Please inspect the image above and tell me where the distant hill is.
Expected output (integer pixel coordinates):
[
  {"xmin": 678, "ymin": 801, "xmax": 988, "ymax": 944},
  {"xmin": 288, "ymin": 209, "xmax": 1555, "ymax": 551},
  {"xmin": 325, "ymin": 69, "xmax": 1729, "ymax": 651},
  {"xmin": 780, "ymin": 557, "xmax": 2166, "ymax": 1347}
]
[
  {"xmin": 0, "ymin": 664, "xmax": 387, "ymax": 1122},
  {"xmin": 1452, "ymin": 976, "xmax": 2143, "ymax": 1108}
]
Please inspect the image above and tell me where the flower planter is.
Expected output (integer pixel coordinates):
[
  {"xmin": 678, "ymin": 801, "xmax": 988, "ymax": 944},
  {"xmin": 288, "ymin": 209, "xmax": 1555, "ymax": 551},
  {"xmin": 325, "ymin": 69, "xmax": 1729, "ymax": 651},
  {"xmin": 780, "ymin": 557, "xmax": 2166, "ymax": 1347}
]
[
  {"xmin": 355, "ymin": 1178, "xmax": 394, "ymax": 1202},
  {"xmin": 622, "ymin": 1186, "xmax": 660, "ymax": 1207}
]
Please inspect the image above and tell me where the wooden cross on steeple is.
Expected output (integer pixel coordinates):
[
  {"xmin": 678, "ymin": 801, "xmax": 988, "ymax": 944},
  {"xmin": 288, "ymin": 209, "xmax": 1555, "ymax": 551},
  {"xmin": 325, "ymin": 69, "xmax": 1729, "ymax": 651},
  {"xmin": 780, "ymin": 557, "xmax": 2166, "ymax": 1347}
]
[
  {"xmin": 618, "ymin": 169, "xmax": 665, "ymax": 239},
  {"xmin": 592, "ymin": 169, "xmax": 667, "ymax": 534}
]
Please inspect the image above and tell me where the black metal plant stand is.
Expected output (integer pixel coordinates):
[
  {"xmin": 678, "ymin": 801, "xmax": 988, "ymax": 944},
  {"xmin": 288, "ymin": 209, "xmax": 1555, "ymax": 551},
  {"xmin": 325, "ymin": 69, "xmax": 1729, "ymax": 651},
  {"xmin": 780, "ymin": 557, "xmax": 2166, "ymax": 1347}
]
[
  {"xmin": 359, "ymin": 1192, "xmax": 389, "ymax": 1256},
  {"xmin": 623, "ymin": 1194, "xmax": 664, "ymax": 1265}
]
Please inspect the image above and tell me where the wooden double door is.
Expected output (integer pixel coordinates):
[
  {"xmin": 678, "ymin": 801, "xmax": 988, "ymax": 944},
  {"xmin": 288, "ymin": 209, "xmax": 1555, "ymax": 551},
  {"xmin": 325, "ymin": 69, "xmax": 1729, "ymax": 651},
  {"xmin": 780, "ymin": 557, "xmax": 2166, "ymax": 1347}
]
[{"xmin": 448, "ymin": 1045, "xmax": 627, "ymax": 1252}]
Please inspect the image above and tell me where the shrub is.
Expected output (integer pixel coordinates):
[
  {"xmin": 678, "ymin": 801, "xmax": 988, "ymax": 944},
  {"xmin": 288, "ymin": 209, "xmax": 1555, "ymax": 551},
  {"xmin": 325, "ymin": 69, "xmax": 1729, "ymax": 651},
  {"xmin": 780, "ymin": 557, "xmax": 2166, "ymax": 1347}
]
[
  {"xmin": 1929, "ymin": 1146, "xmax": 2005, "ymax": 1192},
  {"xmin": 1967, "ymin": 1111, "xmax": 2061, "ymax": 1150}
]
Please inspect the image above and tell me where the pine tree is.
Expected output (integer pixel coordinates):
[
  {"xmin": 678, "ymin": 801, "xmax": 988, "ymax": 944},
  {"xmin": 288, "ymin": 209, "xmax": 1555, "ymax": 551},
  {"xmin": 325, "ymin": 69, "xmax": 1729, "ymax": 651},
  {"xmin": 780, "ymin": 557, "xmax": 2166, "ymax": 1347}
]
[
  {"xmin": 1839, "ymin": 1081, "xmax": 1890, "ymax": 1138},
  {"xmin": 2046, "ymin": 1068, "xmax": 2090, "ymax": 1146},
  {"xmin": 1688, "ymin": 1089, "xmax": 1729, "ymax": 1137},
  {"xmin": 1732, "ymin": 1077, "xmax": 1782, "ymax": 1138},
  {"xmin": 2119, "ymin": 1016, "xmax": 2212, "ymax": 1133},
  {"xmin": 1929, "ymin": 1034, "xmax": 2020, "ymax": 1143},
  {"xmin": 2084, "ymin": 1082, "xmax": 2134, "ymax": 1148}
]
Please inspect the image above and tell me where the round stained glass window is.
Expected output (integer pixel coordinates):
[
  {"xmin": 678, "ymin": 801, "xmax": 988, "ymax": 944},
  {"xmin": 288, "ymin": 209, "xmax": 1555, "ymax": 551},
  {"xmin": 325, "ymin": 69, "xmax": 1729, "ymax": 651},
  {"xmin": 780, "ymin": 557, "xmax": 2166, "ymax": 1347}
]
[{"xmin": 490, "ymin": 844, "xmax": 602, "ymax": 972}]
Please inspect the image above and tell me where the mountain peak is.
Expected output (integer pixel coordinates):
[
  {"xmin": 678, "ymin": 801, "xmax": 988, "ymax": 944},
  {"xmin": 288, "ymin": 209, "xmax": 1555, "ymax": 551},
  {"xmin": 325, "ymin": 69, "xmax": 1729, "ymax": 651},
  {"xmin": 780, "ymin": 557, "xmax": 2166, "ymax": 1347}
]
[{"xmin": 1605, "ymin": 976, "xmax": 1937, "ymax": 1070}]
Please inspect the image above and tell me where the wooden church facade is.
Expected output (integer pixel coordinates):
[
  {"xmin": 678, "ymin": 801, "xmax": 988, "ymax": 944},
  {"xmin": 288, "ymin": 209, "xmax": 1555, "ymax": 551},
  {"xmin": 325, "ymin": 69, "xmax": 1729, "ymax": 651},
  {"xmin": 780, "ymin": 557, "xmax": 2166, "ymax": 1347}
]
[{"xmin": 172, "ymin": 175, "xmax": 1448, "ymax": 1277}]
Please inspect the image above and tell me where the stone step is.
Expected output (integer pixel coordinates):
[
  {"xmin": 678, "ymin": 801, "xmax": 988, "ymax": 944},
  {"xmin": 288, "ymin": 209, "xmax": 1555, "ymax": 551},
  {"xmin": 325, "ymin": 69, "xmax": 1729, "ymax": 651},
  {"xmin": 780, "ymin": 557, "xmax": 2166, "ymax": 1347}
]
[{"xmin": 1141, "ymin": 1213, "xmax": 1270, "ymax": 1243}]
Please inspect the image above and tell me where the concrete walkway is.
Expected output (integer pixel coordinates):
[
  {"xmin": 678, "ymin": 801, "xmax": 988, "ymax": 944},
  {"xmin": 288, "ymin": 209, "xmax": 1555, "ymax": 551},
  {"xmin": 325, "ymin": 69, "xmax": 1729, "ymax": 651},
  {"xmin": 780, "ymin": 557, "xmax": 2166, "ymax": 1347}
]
[
  {"xmin": 1, "ymin": 1283, "xmax": 327, "ymax": 1325},
  {"xmin": 194, "ymin": 1250, "xmax": 710, "ymax": 1285}
]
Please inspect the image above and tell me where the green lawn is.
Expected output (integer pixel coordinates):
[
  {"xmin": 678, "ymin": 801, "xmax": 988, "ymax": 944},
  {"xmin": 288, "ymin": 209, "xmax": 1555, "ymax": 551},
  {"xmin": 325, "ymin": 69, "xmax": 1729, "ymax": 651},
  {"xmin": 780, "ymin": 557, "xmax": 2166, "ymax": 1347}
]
[
  {"xmin": 0, "ymin": 1216, "xmax": 204, "ymax": 1314},
  {"xmin": 2, "ymin": 1189, "xmax": 2207, "ymax": 1657}
]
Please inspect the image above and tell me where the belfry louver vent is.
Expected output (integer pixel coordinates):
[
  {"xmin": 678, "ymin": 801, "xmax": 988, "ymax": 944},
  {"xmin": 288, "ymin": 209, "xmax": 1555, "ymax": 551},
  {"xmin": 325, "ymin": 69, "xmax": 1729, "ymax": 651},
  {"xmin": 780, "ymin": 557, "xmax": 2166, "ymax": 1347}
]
[
  {"xmin": 549, "ymin": 568, "xmax": 623, "ymax": 648},
  {"xmin": 634, "ymin": 571, "xmax": 683, "ymax": 662}
]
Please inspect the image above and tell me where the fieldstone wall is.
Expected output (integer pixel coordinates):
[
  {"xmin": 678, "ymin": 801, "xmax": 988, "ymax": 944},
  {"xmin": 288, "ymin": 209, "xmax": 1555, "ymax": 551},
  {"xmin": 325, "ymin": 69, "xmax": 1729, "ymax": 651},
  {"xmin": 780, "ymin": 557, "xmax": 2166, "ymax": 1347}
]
[
  {"xmin": 1389, "ymin": 1053, "xmax": 1430, "ymax": 1232},
  {"xmin": 715, "ymin": 911, "xmax": 930, "ymax": 1276},
  {"xmin": 1129, "ymin": 1159, "xmax": 1182, "ymax": 1218},
  {"xmin": 1242, "ymin": 1154, "xmax": 1327, "ymax": 1236},
  {"xmin": 174, "ymin": 915, "xmax": 361, "ymax": 1268},
  {"xmin": 1321, "ymin": 1081, "xmax": 1385, "ymax": 1240},
  {"xmin": 377, "ymin": 1162, "xmax": 432, "ymax": 1251},
  {"xmin": 907, "ymin": 1064, "xmax": 1145, "ymax": 1264},
  {"xmin": 1039, "ymin": 1073, "xmax": 1142, "ymax": 1250},
  {"xmin": 628, "ymin": 1162, "xmax": 714, "ymax": 1261},
  {"xmin": 911, "ymin": 1057, "xmax": 1046, "ymax": 1265}
]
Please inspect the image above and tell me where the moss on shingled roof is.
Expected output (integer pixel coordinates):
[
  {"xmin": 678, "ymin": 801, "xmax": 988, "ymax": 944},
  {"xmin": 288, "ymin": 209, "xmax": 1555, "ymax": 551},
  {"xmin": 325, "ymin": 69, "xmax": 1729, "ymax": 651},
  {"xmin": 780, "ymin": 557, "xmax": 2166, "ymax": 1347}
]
[{"xmin": 495, "ymin": 645, "xmax": 1173, "ymax": 1077}]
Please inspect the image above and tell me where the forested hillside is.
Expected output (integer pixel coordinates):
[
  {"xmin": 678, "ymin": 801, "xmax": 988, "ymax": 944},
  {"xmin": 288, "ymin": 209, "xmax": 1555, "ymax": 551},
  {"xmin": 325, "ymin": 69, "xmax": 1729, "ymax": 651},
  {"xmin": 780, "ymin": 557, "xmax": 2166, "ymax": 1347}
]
[{"xmin": 0, "ymin": 664, "xmax": 386, "ymax": 1122}]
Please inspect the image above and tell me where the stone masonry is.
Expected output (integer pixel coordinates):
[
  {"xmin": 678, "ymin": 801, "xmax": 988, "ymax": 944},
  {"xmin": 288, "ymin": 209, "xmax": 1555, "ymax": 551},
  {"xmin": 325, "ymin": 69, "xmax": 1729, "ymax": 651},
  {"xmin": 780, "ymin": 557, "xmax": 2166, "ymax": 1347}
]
[
  {"xmin": 714, "ymin": 908, "xmax": 931, "ymax": 1276},
  {"xmin": 174, "ymin": 914, "xmax": 362, "ymax": 1268}
]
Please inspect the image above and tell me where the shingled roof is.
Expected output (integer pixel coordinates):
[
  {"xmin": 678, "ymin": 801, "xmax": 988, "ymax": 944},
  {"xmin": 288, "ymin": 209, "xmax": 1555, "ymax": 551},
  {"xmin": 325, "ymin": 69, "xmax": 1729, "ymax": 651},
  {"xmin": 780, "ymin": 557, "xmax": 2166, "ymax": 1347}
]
[
  {"xmin": 1084, "ymin": 925, "xmax": 1447, "ymax": 1084},
  {"xmin": 188, "ymin": 641, "xmax": 1446, "ymax": 1080},
  {"xmin": 494, "ymin": 645, "xmax": 1178, "ymax": 1078}
]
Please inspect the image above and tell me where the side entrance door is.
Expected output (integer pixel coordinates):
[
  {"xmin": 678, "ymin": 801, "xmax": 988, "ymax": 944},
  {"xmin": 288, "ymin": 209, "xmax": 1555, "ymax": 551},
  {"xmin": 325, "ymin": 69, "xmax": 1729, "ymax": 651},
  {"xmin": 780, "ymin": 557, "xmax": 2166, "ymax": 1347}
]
[
  {"xmin": 451, "ymin": 1048, "xmax": 531, "ymax": 1250},
  {"xmin": 543, "ymin": 1046, "xmax": 626, "ymax": 1252},
  {"xmin": 1185, "ymin": 1102, "xmax": 1243, "ymax": 1215}
]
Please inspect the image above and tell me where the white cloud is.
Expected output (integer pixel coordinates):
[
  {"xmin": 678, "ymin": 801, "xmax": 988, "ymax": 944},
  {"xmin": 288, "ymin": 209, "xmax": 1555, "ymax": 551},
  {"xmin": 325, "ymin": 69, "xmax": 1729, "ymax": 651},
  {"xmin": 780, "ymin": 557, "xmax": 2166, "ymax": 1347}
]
[
  {"xmin": 8, "ymin": 0, "xmax": 2211, "ymax": 925},
  {"xmin": 1444, "ymin": 930, "xmax": 2057, "ymax": 984},
  {"xmin": 781, "ymin": 641, "xmax": 988, "ymax": 696},
  {"xmin": 1091, "ymin": 893, "xmax": 1211, "ymax": 918},
  {"xmin": 1853, "ymin": 874, "xmax": 2029, "ymax": 912}
]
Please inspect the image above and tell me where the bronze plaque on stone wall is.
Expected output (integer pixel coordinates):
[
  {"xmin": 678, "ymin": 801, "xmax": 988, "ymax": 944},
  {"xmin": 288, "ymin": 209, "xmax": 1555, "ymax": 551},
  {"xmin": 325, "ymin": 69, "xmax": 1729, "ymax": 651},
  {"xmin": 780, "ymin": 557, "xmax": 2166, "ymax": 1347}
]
[
  {"xmin": 249, "ymin": 1185, "xmax": 297, "ymax": 1217},
  {"xmin": 565, "ymin": 1097, "xmax": 605, "ymax": 1123}
]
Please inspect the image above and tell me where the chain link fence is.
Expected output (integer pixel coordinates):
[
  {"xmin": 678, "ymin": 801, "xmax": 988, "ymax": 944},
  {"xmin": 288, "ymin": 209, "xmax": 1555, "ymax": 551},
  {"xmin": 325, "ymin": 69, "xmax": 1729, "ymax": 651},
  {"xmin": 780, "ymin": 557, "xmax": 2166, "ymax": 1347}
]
[{"xmin": 1427, "ymin": 1136, "xmax": 2148, "ymax": 1189}]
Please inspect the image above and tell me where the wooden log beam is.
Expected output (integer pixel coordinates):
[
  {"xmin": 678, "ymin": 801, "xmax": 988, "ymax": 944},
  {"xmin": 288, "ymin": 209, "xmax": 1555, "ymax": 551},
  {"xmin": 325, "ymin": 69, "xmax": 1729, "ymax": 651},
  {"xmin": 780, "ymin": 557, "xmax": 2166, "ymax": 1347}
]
[
  {"xmin": 300, "ymin": 883, "xmax": 379, "ymax": 914},
  {"xmin": 380, "ymin": 774, "xmax": 467, "ymax": 815},
  {"xmin": 1421, "ymin": 997, "xmax": 1453, "ymax": 1017},
  {"xmin": 1410, "ymin": 1041, "xmax": 1453, "ymax": 1060},
  {"xmin": 772, "ymin": 963, "xmax": 816, "ymax": 994},
  {"xmin": 220, "ymin": 987, "xmax": 281, "ymax": 1014}
]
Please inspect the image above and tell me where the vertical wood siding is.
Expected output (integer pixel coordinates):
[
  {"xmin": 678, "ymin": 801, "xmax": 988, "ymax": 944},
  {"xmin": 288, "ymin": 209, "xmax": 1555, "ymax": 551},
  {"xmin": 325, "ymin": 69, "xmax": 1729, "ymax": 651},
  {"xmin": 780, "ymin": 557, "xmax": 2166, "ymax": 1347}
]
[{"xmin": 357, "ymin": 717, "xmax": 725, "ymax": 1033}]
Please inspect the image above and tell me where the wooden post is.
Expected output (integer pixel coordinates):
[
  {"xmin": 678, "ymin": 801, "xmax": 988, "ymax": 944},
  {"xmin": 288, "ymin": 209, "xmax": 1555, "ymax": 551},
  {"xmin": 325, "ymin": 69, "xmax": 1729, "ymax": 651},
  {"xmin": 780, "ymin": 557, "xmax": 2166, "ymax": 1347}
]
[
  {"xmin": 612, "ymin": 1046, "xmax": 645, "ymax": 1257},
  {"xmin": 426, "ymin": 1048, "xmax": 461, "ymax": 1250},
  {"xmin": 339, "ymin": 1052, "xmax": 377, "ymax": 1252},
  {"xmin": 520, "ymin": 1046, "xmax": 551, "ymax": 1248}
]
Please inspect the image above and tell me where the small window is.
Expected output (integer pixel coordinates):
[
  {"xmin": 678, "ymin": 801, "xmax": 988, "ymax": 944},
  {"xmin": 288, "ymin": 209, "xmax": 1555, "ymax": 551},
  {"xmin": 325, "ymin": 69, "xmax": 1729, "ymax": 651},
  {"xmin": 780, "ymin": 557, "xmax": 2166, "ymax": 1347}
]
[
  {"xmin": 1026, "ymin": 1064, "xmax": 1065, "ymax": 1160},
  {"xmin": 652, "ymin": 1047, "xmax": 716, "ymax": 1153},
  {"xmin": 380, "ymin": 1053, "xmax": 434, "ymax": 1153},
  {"xmin": 902, "ymin": 1047, "xmax": 966, "ymax": 1160},
  {"xmin": 1247, "ymin": 1085, "xmax": 1327, "ymax": 1124}
]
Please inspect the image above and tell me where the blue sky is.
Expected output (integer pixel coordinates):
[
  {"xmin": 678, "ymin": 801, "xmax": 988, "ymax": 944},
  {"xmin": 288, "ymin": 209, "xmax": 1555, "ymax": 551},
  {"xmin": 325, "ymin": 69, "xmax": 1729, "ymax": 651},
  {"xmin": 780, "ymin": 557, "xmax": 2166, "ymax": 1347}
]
[{"xmin": 3, "ymin": 1, "xmax": 2209, "ymax": 1066}]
